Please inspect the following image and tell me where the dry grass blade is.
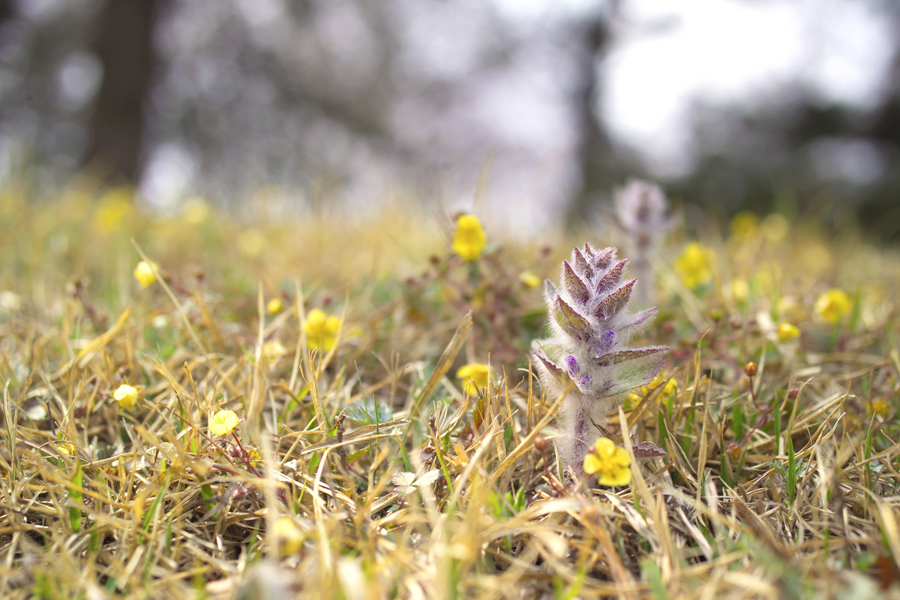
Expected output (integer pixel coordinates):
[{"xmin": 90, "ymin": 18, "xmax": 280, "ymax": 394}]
[{"xmin": 0, "ymin": 198, "xmax": 898, "ymax": 599}]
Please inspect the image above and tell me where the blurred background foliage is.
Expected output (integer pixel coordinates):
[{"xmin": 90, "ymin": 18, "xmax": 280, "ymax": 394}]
[{"xmin": 0, "ymin": 0, "xmax": 898, "ymax": 240}]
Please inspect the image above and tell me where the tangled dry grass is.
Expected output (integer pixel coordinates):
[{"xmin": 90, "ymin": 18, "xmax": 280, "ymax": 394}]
[{"xmin": 1, "ymin": 188, "xmax": 900, "ymax": 599}]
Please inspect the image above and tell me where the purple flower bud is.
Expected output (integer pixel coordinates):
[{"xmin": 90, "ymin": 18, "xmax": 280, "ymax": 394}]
[
  {"xmin": 579, "ymin": 375, "xmax": 592, "ymax": 388},
  {"xmin": 602, "ymin": 331, "xmax": 616, "ymax": 352},
  {"xmin": 565, "ymin": 355, "xmax": 579, "ymax": 376}
]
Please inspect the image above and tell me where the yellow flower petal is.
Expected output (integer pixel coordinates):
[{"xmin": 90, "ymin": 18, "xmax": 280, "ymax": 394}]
[
  {"xmin": 266, "ymin": 298, "xmax": 283, "ymax": 315},
  {"xmin": 730, "ymin": 211, "xmax": 759, "ymax": 239},
  {"xmin": 113, "ymin": 384, "xmax": 139, "ymax": 410},
  {"xmin": 585, "ymin": 438, "xmax": 632, "ymax": 487},
  {"xmin": 271, "ymin": 517, "xmax": 304, "ymax": 556},
  {"xmin": 304, "ymin": 309, "xmax": 342, "ymax": 351},
  {"xmin": 182, "ymin": 197, "xmax": 211, "ymax": 225},
  {"xmin": 731, "ymin": 278, "xmax": 749, "ymax": 304},
  {"xmin": 814, "ymin": 289, "xmax": 851, "ymax": 324},
  {"xmin": 675, "ymin": 243, "xmax": 714, "ymax": 290},
  {"xmin": 134, "ymin": 260, "xmax": 159, "ymax": 288},
  {"xmin": 519, "ymin": 271, "xmax": 541, "ymax": 289},
  {"xmin": 777, "ymin": 322, "xmax": 800, "ymax": 342},
  {"xmin": 598, "ymin": 466, "xmax": 632, "ymax": 487},
  {"xmin": 237, "ymin": 228, "xmax": 266, "ymax": 258},
  {"xmin": 456, "ymin": 363, "xmax": 490, "ymax": 395},
  {"xmin": 452, "ymin": 215, "xmax": 487, "ymax": 261},
  {"xmin": 210, "ymin": 410, "xmax": 240, "ymax": 437},
  {"xmin": 583, "ymin": 453, "xmax": 603, "ymax": 475}
]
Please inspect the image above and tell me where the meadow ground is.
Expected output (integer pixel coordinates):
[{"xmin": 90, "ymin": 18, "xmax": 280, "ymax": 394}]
[{"xmin": 1, "ymin": 187, "xmax": 900, "ymax": 599}]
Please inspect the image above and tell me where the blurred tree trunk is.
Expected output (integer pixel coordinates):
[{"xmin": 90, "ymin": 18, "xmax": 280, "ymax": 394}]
[
  {"xmin": 566, "ymin": 8, "xmax": 624, "ymax": 227},
  {"xmin": 87, "ymin": 0, "xmax": 160, "ymax": 184}
]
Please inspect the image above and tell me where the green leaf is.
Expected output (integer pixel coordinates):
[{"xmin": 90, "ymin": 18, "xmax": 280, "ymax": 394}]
[
  {"xmin": 787, "ymin": 433, "xmax": 796, "ymax": 505},
  {"xmin": 343, "ymin": 398, "xmax": 393, "ymax": 425},
  {"xmin": 552, "ymin": 296, "xmax": 592, "ymax": 340},
  {"xmin": 561, "ymin": 261, "xmax": 590, "ymax": 305},
  {"xmin": 732, "ymin": 403, "xmax": 745, "ymax": 441},
  {"xmin": 141, "ymin": 472, "xmax": 171, "ymax": 542},
  {"xmin": 641, "ymin": 558, "xmax": 670, "ymax": 600},
  {"xmin": 69, "ymin": 461, "xmax": 83, "ymax": 533},
  {"xmin": 571, "ymin": 247, "xmax": 593, "ymax": 279},
  {"xmin": 595, "ymin": 346, "xmax": 667, "ymax": 367},
  {"xmin": 602, "ymin": 352, "xmax": 666, "ymax": 396},
  {"xmin": 593, "ymin": 279, "xmax": 635, "ymax": 320},
  {"xmin": 595, "ymin": 259, "xmax": 628, "ymax": 295}
]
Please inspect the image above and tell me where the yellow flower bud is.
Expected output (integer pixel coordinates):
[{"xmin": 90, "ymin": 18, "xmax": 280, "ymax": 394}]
[
  {"xmin": 266, "ymin": 298, "xmax": 283, "ymax": 315},
  {"xmin": 519, "ymin": 271, "xmax": 541, "ymax": 289},
  {"xmin": 134, "ymin": 260, "xmax": 159, "ymax": 288}
]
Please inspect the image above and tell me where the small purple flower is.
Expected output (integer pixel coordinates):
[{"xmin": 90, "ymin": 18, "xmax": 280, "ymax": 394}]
[
  {"xmin": 602, "ymin": 331, "xmax": 616, "ymax": 352},
  {"xmin": 579, "ymin": 375, "xmax": 592, "ymax": 388},
  {"xmin": 566, "ymin": 355, "xmax": 579, "ymax": 376}
]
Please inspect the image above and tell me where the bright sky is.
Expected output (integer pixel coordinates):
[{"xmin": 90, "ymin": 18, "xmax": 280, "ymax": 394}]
[
  {"xmin": 494, "ymin": 0, "xmax": 895, "ymax": 177},
  {"xmin": 601, "ymin": 0, "xmax": 894, "ymax": 176}
]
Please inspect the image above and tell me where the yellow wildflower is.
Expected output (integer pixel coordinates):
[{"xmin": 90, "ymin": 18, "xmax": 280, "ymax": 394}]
[
  {"xmin": 304, "ymin": 309, "xmax": 341, "ymax": 351},
  {"xmin": 210, "ymin": 410, "xmax": 240, "ymax": 437},
  {"xmin": 731, "ymin": 278, "xmax": 749, "ymax": 304},
  {"xmin": 237, "ymin": 228, "xmax": 266, "ymax": 258},
  {"xmin": 730, "ymin": 211, "xmax": 759, "ymax": 239},
  {"xmin": 113, "ymin": 384, "xmax": 140, "ymax": 411},
  {"xmin": 271, "ymin": 517, "xmax": 304, "ymax": 556},
  {"xmin": 134, "ymin": 260, "xmax": 159, "ymax": 288},
  {"xmin": 868, "ymin": 400, "xmax": 890, "ymax": 419},
  {"xmin": 814, "ymin": 289, "xmax": 851, "ymax": 324},
  {"xmin": 675, "ymin": 242, "xmax": 714, "ymax": 289},
  {"xmin": 583, "ymin": 438, "xmax": 631, "ymax": 487},
  {"xmin": 247, "ymin": 448, "xmax": 261, "ymax": 466},
  {"xmin": 452, "ymin": 214, "xmax": 487, "ymax": 261},
  {"xmin": 627, "ymin": 371, "xmax": 677, "ymax": 403},
  {"xmin": 266, "ymin": 298, "xmax": 283, "ymax": 315},
  {"xmin": 261, "ymin": 341, "xmax": 288, "ymax": 359},
  {"xmin": 777, "ymin": 323, "xmax": 800, "ymax": 342},
  {"xmin": 93, "ymin": 187, "xmax": 133, "ymax": 233},
  {"xmin": 761, "ymin": 213, "xmax": 789, "ymax": 243},
  {"xmin": 777, "ymin": 296, "xmax": 803, "ymax": 322},
  {"xmin": 182, "ymin": 197, "xmax": 211, "ymax": 225},
  {"xmin": 456, "ymin": 363, "xmax": 490, "ymax": 396},
  {"xmin": 57, "ymin": 443, "xmax": 74, "ymax": 456},
  {"xmin": 753, "ymin": 264, "xmax": 780, "ymax": 295},
  {"xmin": 519, "ymin": 271, "xmax": 541, "ymax": 289}
]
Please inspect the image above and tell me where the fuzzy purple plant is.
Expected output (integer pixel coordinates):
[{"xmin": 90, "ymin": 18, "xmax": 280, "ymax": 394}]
[
  {"xmin": 614, "ymin": 179, "xmax": 674, "ymax": 304},
  {"xmin": 532, "ymin": 244, "xmax": 668, "ymax": 469}
]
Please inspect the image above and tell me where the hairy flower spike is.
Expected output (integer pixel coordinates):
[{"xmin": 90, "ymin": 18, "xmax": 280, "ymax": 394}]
[
  {"xmin": 532, "ymin": 245, "xmax": 667, "ymax": 468},
  {"xmin": 614, "ymin": 180, "xmax": 673, "ymax": 303}
]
